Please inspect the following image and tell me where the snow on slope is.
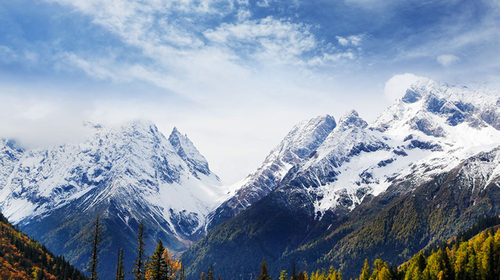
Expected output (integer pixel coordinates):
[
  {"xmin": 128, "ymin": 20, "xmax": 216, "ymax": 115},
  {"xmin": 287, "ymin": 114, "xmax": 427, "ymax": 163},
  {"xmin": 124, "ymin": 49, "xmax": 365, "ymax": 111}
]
[
  {"xmin": 214, "ymin": 78, "xmax": 500, "ymax": 222},
  {"xmin": 0, "ymin": 121, "xmax": 226, "ymax": 238},
  {"xmin": 207, "ymin": 114, "xmax": 337, "ymax": 229},
  {"xmin": 299, "ymin": 79, "xmax": 500, "ymax": 218}
]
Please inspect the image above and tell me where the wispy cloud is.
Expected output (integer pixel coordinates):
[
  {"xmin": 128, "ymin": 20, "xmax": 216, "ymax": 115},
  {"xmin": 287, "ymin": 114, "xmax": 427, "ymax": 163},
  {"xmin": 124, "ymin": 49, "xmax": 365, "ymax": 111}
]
[
  {"xmin": 336, "ymin": 34, "xmax": 365, "ymax": 47},
  {"xmin": 39, "ymin": 0, "xmax": 359, "ymax": 97},
  {"xmin": 204, "ymin": 16, "xmax": 320, "ymax": 65},
  {"xmin": 2, "ymin": 0, "xmax": 499, "ymax": 183},
  {"xmin": 0, "ymin": 45, "xmax": 39, "ymax": 65},
  {"xmin": 437, "ymin": 54, "xmax": 460, "ymax": 67}
]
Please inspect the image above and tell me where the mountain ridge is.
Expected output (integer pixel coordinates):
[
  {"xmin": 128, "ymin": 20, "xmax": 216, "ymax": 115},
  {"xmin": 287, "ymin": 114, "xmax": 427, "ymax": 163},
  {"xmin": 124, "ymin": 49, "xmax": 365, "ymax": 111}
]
[
  {"xmin": 182, "ymin": 78, "xmax": 500, "ymax": 279},
  {"xmin": 0, "ymin": 120, "xmax": 227, "ymax": 279}
]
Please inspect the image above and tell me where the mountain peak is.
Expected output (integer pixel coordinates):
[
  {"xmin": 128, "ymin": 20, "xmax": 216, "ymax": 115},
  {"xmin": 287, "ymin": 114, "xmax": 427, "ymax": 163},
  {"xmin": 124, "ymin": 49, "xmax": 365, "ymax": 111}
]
[
  {"xmin": 273, "ymin": 114, "xmax": 337, "ymax": 163},
  {"xmin": 168, "ymin": 127, "xmax": 210, "ymax": 176},
  {"xmin": 338, "ymin": 110, "xmax": 367, "ymax": 129},
  {"xmin": 126, "ymin": 119, "xmax": 158, "ymax": 131}
]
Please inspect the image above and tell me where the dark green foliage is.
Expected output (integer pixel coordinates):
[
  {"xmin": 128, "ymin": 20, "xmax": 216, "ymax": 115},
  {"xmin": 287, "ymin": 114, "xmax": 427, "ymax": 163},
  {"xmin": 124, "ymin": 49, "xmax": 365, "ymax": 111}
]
[
  {"xmin": 116, "ymin": 246, "xmax": 125, "ymax": 280},
  {"xmin": 258, "ymin": 257, "xmax": 272, "ymax": 280},
  {"xmin": 182, "ymin": 150, "xmax": 500, "ymax": 280},
  {"xmin": 89, "ymin": 215, "xmax": 102, "ymax": 280},
  {"xmin": 133, "ymin": 222, "xmax": 147, "ymax": 280},
  {"xmin": 146, "ymin": 239, "xmax": 167, "ymax": 280},
  {"xmin": 207, "ymin": 265, "xmax": 215, "ymax": 280},
  {"xmin": 455, "ymin": 216, "xmax": 500, "ymax": 244}
]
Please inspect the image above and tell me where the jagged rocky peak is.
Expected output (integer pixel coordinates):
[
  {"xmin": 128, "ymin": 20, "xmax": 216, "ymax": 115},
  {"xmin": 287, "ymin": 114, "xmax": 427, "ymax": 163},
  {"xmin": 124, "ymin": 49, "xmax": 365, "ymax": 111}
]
[
  {"xmin": 206, "ymin": 114, "xmax": 337, "ymax": 230},
  {"xmin": 276, "ymin": 114, "xmax": 337, "ymax": 163},
  {"xmin": 401, "ymin": 88, "xmax": 422, "ymax": 104},
  {"xmin": 373, "ymin": 78, "xmax": 500, "ymax": 136},
  {"xmin": 168, "ymin": 127, "xmax": 210, "ymax": 177},
  {"xmin": 120, "ymin": 119, "xmax": 161, "ymax": 136},
  {"xmin": 337, "ymin": 110, "xmax": 368, "ymax": 130}
]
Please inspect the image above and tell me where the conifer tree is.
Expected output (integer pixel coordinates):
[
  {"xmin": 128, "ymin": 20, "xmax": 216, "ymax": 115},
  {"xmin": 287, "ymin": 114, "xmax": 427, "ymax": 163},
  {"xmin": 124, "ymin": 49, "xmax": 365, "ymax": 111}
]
[
  {"xmin": 279, "ymin": 270, "xmax": 288, "ymax": 280},
  {"xmin": 89, "ymin": 215, "xmax": 102, "ymax": 280},
  {"xmin": 258, "ymin": 257, "xmax": 272, "ymax": 280},
  {"xmin": 116, "ymin": 246, "xmax": 125, "ymax": 280},
  {"xmin": 467, "ymin": 248, "xmax": 479, "ymax": 280},
  {"xmin": 454, "ymin": 243, "xmax": 469, "ymax": 280},
  {"xmin": 179, "ymin": 262, "xmax": 185, "ymax": 280},
  {"xmin": 133, "ymin": 222, "xmax": 147, "ymax": 280},
  {"xmin": 359, "ymin": 259, "xmax": 371, "ymax": 280},
  {"xmin": 337, "ymin": 269, "xmax": 343, "ymax": 280},
  {"xmin": 146, "ymin": 239, "xmax": 167, "ymax": 280},
  {"xmin": 207, "ymin": 265, "xmax": 215, "ymax": 280},
  {"xmin": 481, "ymin": 235, "xmax": 495, "ymax": 280}
]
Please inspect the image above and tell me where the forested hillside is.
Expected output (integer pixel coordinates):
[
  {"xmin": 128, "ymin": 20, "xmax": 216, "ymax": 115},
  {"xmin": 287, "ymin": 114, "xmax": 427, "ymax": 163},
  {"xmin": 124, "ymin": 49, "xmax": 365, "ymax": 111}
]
[
  {"xmin": 246, "ymin": 216, "xmax": 500, "ymax": 280},
  {"xmin": 0, "ymin": 212, "xmax": 86, "ymax": 280},
  {"xmin": 338, "ymin": 216, "xmax": 500, "ymax": 280}
]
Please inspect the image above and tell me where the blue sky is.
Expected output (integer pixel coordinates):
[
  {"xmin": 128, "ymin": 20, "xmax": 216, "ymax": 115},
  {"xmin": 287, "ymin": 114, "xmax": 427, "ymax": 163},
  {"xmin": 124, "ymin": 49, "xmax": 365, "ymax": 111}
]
[{"xmin": 0, "ymin": 0, "xmax": 499, "ymax": 183}]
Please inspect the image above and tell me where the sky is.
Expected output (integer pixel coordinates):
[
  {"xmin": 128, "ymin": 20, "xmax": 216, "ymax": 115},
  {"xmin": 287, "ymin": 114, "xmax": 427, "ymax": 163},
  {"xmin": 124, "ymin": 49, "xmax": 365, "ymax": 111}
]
[{"xmin": 0, "ymin": 0, "xmax": 499, "ymax": 184}]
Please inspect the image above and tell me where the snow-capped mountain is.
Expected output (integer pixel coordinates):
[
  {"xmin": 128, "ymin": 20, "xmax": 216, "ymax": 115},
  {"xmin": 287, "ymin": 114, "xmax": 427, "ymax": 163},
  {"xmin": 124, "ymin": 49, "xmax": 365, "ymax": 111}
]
[
  {"xmin": 183, "ymin": 78, "xmax": 500, "ymax": 280},
  {"xmin": 209, "ymin": 78, "xmax": 500, "ymax": 226},
  {"xmin": 207, "ymin": 114, "xmax": 336, "ymax": 229},
  {"xmin": 0, "ymin": 120, "xmax": 226, "ymax": 278},
  {"xmin": 281, "ymin": 78, "xmax": 500, "ymax": 218}
]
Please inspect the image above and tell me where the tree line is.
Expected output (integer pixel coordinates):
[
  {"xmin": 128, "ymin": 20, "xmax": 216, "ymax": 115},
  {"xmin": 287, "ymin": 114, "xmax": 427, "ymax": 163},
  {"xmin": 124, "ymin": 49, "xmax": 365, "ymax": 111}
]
[
  {"xmin": 85, "ymin": 215, "xmax": 500, "ymax": 280},
  {"xmin": 253, "ymin": 225, "xmax": 500, "ymax": 280},
  {"xmin": 0, "ymin": 212, "xmax": 86, "ymax": 280},
  {"xmin": 88, "ymin": 216, "xmax": 184, "ymax": 280}
]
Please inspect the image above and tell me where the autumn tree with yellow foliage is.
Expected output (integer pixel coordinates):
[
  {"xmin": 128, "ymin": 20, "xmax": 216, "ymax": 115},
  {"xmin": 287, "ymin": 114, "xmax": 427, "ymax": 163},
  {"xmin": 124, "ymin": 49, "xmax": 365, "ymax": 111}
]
[{"xmin": 145, "ymin": 239, "xmax": 181, "ymax": 280}]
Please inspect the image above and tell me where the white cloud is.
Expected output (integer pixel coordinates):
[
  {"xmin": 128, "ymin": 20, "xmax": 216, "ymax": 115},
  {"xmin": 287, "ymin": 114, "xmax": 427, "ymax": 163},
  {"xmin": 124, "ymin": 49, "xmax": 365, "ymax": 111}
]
[
  {"xmin": 0, "ymin": 85, "xmax": 93, "ymax": 148},
  {"xmin": 336, "ymin": 36, "xmax": 349, "ymax": 46},
  {"xmin": 256, "ymin": 0, "xmax": 270, "ymax": 7},
  {"xmin": 384, "ymin": 73, "xmax": 424, "ymax": 101},
  {"xmin": 0, "ymin": 46, "xmax": 17, "ymax": 63},
  {"xmin": 437, "ymin": 54, "xmax": 460, "ymax": 67},
  {"xmin": 24, "ymin": 0, "xmax": 371, "ymax": 183},
  {"xmin": 203, "ymin": 16, "xmax": 318, "ymax": 65},
  {"xmin": 0, "ymin": 45, "xmax": 39, "ymax": 64},
  {"xmin": 348, "ymin": 34, "xmax": 364, "ymax": 46},
  {"xmin": 237, "ymin": 8, "xmax": 252, "ymax": 21},
  {"xmin": 336, "ymin": 34, "xmax": 365, "ymax": 46}
]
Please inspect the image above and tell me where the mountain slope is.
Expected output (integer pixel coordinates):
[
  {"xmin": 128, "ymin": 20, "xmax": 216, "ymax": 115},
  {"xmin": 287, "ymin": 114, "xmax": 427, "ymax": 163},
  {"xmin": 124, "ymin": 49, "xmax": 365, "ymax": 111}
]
[
  {"xmin": 281, "ymin": 146, "xmax": 500, "ymax": 279},
  {"xmin": 183, "ymin": 79, "xmax": 500, "ymax": 279},
  {"xmin": 0, "ymin": 121, "xmax": 227, "ymax": 279},
  {"xmin": 207, "ymin": 115, "xmax": 336, "ymax": 229},
  {"xmin": 0, "ymin": 212, "xmax": 86, "ymax": 280}
]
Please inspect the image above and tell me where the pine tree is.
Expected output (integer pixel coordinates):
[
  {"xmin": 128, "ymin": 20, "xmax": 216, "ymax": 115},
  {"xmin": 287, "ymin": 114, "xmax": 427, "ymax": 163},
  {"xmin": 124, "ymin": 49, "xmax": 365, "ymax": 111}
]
[
  {"xmin": 207, "ymin": 265, "xmax": 215, "ymax": 280},
  {"xmin": 481, "ymin": 235, "xmax": 495, "ymax": 280},
  {"xmin": 116, "ymin": 246, "xmax": 125, "ymax": 280},
  {"xmin": 258, "ymin": 257, "xmax": 272, "ymax": 280},
  {"xmin": 133, "ymin": 222, "xmax": 147, "ymax": 280},
  {"xmin": 279, "ymin": 270, "xmax": 288, "ymax": 280},
  {"xmin": 179, "ymin": 263, "xmax": 185, "ymax": 280},
  {"xmin": 359, "ymin": 259, "xmax": 371, "ymax": 280},
  {"xmin": 89, "ymin": 215, "xmax": 102, "ymax": 280},
  {"xmin": 146, "ymin": 239, "xmax": 167, "ymax": 280}
]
